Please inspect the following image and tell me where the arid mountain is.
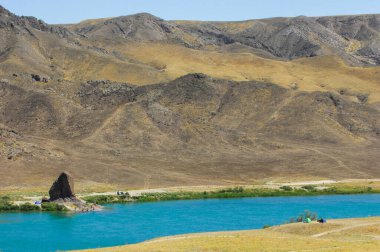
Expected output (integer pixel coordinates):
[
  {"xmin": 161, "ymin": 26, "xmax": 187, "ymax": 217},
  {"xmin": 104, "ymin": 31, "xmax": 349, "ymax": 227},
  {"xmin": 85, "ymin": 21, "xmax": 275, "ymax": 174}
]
[
  {"xmin": 68, "ymin": 12, "xmax": 380, "ymax": 65},
  {"xmin": 0, "ymin": 6, "xmax": 379, "ymax": 189}
]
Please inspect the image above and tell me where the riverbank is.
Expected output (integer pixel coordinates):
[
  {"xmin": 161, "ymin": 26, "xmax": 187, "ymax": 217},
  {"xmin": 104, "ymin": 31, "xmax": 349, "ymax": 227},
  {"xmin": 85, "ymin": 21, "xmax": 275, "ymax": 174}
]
[
  {"xmin": 82, "ymin": 183, "xmax": 379, "ymax": 205},
  {"xmin": 0, "ymin": 196, "xmax": 68, "ymax": 212},
  {"xmin": 2, "ymin": 179, "xmax": 380, "ymax": 212},
  {"xmin": 73, "ymin": 217, "xmax": 380, "ymax": 252}
]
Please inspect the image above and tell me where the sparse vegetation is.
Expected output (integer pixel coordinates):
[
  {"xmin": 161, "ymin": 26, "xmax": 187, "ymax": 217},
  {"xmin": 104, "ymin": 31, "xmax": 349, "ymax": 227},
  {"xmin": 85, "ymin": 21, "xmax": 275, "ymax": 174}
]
[
  {"xmin": 289, "ymin": 210, "xmax": 318, "ymax": 223},
  {"xmin": 280, "ymin": 186, "xmax": 293, "ymax": 191},
  {"xmin": 301, "ymin": 185, "xmax": 317, "ymax": 191},
  {"xmin": 83, "ymin": 195, "xmax": 131, "ymax": 204},
  {"xmin": 41, "ymin": 202, "xmax": 68, "ymax": 212},
  {"xmin": 80, "ymin": 186, "xmax": 380, "ymax": 205},
  {"xmin": 19, "ymin": 202, "xmax": 40, "ymax": 211},
  {"xmin": 0, "ymin": 196, "xmax": 20, "ymax": 211},
  {"xmin": 0, "ymin": 197, "xmax": 41, "ymax": 212},
  {"xmin": 2, "ymin": 184, "xmax": 379, "ymax": 211},
  {"xmin": 0, "ymin": 196, "xmax": 69, "ymax": 212}
]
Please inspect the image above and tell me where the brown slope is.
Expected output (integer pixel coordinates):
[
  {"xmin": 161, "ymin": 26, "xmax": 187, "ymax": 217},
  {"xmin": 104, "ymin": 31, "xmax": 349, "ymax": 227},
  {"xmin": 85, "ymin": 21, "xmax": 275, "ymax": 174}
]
[
  {"xmin": 0, "ymin": 6, "xmax": 380, "ymax": 189},
  {"xmin": 68, "ymin": 12, "xmax": 380, "ymax": 65},
  {"xmin": 0, "ymin": 74, "xmax": 379, "ymax": 188},
  {"xmin": 1, "ymin": 6, "xmax": 380, "ymax": 102}
]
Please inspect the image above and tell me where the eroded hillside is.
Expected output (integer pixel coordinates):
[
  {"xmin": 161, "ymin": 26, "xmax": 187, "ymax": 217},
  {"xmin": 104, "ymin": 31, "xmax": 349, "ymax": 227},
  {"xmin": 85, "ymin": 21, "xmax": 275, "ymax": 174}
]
[
  {"xmin": 1, "ymin": 74, "xmax": 379, "ymax": 188},
  {"xmin": 0, "ymin": 6, "xmax": 379, "ymax": 188}
]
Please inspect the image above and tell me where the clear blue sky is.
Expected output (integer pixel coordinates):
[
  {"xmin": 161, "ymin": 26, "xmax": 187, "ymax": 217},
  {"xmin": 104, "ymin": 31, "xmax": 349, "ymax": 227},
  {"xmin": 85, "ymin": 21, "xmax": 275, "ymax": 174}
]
[{"xmin": 1, "ymin": 0, "xmax": 380, "ymax": 24}]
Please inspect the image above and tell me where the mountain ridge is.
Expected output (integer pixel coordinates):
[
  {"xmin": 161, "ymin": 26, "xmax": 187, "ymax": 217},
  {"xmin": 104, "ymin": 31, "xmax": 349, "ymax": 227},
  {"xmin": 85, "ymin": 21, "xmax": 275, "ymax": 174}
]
[{"xmin": 0, "ymin": 6, "xmax": 379, "ymax": 188}]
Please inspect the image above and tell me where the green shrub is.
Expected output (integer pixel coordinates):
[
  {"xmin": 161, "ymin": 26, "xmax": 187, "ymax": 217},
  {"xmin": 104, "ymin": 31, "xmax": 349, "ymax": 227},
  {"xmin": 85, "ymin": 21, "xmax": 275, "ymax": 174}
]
[
  {"xmin": 41, "ymin": 202, "xmax": 67, "ymax": 212},
  {"xmin": 280, "ymin": 186, "xmax": 293, "ymax": 191},
  {"xmin": 1, "ymin": 196, "xmax": 11, "ymax": 201},
  {"xmin": 19, "ymin": 203, "xmax": 40, "ymax": 211},
  {"xmin": 83, "ymin": 195, "xmax": 128, "ymax": 204},
  {"xmin": 217, "ymin": 187, "xmax": 244, "ymax": 193},
  {"xmin": 0, "ymin": 201, "xmax": 20, "ymax": 211},
  {"xmin": 322, "ymin": 187, "xmax": 338, "ymax": 193},
  {"xmin": 301, "ymin": 185, "xmax": 317, "ymax": 191}
]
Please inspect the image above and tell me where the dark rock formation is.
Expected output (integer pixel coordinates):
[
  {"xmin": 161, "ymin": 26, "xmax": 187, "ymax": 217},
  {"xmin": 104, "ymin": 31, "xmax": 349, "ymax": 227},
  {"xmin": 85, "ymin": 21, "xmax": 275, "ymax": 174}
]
[
  {"xmin": 31, "ymin": 74, "xmax": 41, "ymax": 82},
  {"xmin": 31, "ymin": 74, "xmax": 48, "ymax": 82},
  {"xmin": 49, "ymin": 172, "xmax": 75, "ymax": 201}
]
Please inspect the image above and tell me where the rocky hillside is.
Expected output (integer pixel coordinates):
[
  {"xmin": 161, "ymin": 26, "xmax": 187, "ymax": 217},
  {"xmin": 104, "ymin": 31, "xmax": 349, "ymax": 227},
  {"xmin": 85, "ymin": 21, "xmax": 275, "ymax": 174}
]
[
  {"xmin": 1, "ymin": 74, "xmax": 379, "ymax": 188},
  {"xmin": 0, "ymin": 6, "xmax": 379, "ymax": 188},
  {"xmin": 68, "ymin": 13, "xmax": 380, "ymax": 65}
]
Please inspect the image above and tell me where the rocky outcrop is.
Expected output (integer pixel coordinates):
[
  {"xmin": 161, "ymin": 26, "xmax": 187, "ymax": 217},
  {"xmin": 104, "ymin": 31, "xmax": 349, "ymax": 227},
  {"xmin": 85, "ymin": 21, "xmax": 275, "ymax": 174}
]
[
  {"xmin": 49, "ymin": 172, "xmax": 76, "ymax": 201},
  {"xmin": 31, "ymin": 74, "xmax": 49, "ymax": 83},
  {"xmin": 47, "ymin": 172, "xmax": 102, "ymax": 212}
]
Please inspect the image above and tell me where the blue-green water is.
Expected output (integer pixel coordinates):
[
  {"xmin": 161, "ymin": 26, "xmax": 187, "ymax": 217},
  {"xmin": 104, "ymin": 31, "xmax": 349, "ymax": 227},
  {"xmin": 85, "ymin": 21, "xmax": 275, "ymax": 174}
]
[{"xmin": 1, "ymin": 194, "xmax": 380, "ymax": 252}]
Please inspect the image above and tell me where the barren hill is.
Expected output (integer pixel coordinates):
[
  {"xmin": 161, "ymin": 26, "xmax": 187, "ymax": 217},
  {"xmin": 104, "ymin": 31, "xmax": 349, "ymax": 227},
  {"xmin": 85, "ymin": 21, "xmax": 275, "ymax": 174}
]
[{"xmin": 0, "ymin": 6, "xmax": 379, "ymax": 189}]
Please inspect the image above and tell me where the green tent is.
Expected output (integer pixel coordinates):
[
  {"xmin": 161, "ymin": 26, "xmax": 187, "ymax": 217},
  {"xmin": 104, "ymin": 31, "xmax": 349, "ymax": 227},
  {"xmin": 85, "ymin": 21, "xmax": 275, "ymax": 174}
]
[{"xmin": 305, "ymin": 218, "xmax": 312, "ymax": 223}]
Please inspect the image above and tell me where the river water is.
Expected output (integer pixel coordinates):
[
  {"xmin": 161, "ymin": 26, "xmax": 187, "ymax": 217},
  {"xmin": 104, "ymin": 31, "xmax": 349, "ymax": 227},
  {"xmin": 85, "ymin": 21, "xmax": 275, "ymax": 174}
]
[{"xmin": 1, "ymin": 194, "xmax": 380, "ymax": 251}]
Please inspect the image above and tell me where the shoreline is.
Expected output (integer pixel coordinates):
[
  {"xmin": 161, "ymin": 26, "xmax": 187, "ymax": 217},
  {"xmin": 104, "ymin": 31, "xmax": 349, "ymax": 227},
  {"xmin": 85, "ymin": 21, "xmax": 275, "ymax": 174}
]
[
  {"xmin": 82, "ymin": 186, "xmax": 379, "ymax": 205},
  {"xmin": 71, "ymin": 216, "xmax": 380, "ymax": 252},
  {"xmin": 2, "ymin": 179, "xmax": 380, "ymax": 212}
]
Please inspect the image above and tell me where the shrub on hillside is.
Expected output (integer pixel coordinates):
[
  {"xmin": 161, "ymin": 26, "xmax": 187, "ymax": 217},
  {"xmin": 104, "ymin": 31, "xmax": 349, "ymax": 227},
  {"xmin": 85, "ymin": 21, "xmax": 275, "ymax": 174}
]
[{"xmin": 280, "ymin": 186, "xmax": 293, "ymax": 191}]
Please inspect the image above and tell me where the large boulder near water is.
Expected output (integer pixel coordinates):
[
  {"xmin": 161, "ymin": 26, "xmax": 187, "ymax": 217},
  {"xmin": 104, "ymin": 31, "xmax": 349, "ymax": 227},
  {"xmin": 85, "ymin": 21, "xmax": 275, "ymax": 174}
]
[{"xmin": 49, "ymin": 172, "xmax": 75, "ymax": 201}]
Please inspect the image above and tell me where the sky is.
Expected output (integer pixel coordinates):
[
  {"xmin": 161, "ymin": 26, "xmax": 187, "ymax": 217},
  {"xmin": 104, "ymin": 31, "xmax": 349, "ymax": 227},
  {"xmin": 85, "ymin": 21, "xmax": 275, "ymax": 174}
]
[{"xmin": 1, "ymin": 0, "xmax": 380, "ymax": 24}]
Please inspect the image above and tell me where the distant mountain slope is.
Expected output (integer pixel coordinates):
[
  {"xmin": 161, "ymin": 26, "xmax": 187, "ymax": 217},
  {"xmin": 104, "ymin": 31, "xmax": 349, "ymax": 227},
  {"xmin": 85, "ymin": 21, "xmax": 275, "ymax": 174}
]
[
  {"xmin": 68, "ymin": 13, "xmax": 380, "ymax": 65},
  {"xmin": 0, "ymin": 6, "xmax": 379, "ymax": 98},
  {"xmin": 0, "ymin": 6, "xmax": 380, "ymax": 188}
]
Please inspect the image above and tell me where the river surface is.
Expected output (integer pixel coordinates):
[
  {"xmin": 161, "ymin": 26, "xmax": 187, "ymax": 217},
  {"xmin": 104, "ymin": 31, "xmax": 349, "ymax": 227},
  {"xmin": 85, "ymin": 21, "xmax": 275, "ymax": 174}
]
[{"xmin": 1, "ymin": 194, "xmax": 380, "ymax": 252}]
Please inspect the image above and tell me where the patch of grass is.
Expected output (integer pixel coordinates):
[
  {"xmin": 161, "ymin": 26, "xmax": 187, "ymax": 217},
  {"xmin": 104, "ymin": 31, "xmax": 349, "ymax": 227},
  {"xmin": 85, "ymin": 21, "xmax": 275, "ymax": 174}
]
[
  {"xmin": 82, "ymin": 195, "xmax": 130, "ymax": 204},
  {"xmin": 301, "ymin": 185, "xmax": 317, "ymax": 191},
  {"xmin": 0, "ymin": 196, "xmax": 20, "ymax": 211},
  {"xmin": 280, "ymin": 186, "xmax": 293, "ymax": 191},
  {"xmin": 135, "ymin": 186, "xmax": 380, "ymax": 203},
  {"xmin": 19, "ymin": 203, "xmax": 40, "ymax": 211},
  {"xmin": 0, "ymin": 197, "xmax": 40, "ymax": 212},
  {"xmin": 4, "ymin": 184, "xmax": 380, "ymax": 211},
  {"xmin": 41, "ymin": 202, "xmax": 68, "ymax": 212},
  {"xmin": 0, "ymin": 196, "xmax": 67, "ymax": 212}
]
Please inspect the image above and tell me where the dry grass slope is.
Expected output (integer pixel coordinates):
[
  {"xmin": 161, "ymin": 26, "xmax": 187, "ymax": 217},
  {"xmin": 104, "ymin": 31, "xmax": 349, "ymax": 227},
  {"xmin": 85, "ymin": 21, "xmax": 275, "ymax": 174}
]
[
  {"xmin": 74, "ymin": 217, "xmax": 380, "ymax": 252},
  {"xmin": 0, "ymin": 7, "xmax": 380, "ymax": 189}
]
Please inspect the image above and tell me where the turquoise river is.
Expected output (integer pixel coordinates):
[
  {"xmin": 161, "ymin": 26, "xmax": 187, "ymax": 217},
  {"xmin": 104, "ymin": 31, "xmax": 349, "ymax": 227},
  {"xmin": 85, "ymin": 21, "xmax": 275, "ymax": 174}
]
[{"xmin": 1, "ymin": 194, "xmax": 380, "ymax": 251}]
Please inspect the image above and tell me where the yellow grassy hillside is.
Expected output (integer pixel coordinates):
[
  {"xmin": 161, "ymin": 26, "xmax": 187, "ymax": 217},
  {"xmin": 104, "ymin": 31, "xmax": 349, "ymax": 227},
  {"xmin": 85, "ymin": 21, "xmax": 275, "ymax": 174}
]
[{"xmin": 95, "ymin": 42, "xmax": 380, "ymax": 103}]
